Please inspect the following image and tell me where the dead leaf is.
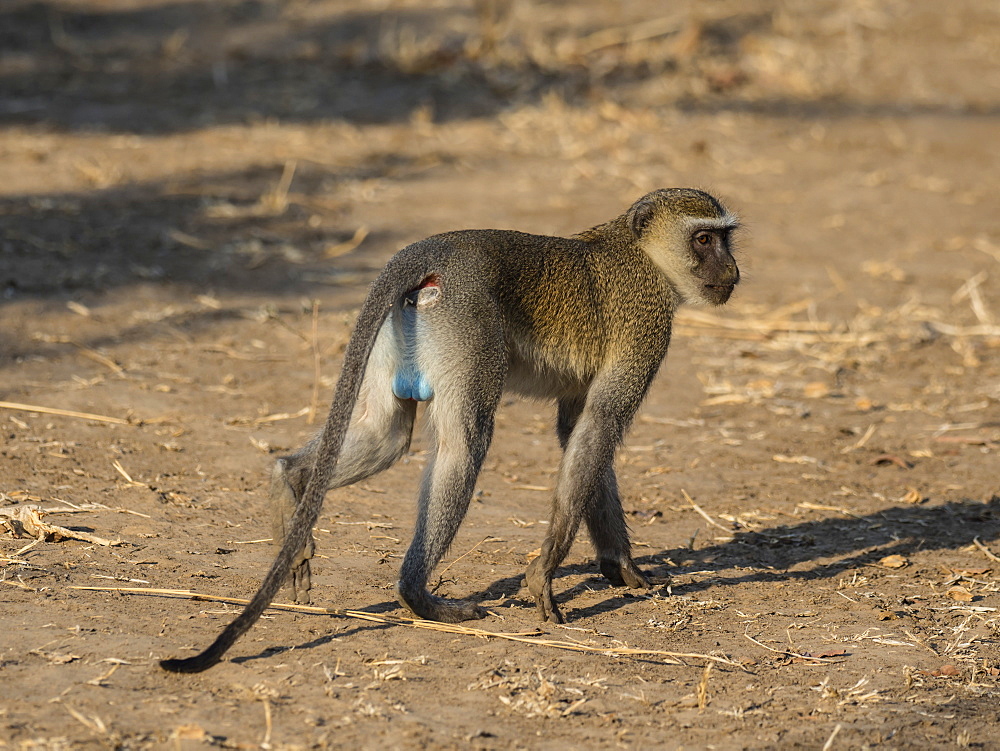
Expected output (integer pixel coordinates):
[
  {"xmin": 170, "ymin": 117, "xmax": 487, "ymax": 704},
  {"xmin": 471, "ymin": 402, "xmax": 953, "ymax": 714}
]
[
  {"xmin": 525, "ymin": 548, "xmax": 541, "ymax": 562},
  {"xmin": 803, "ymin": 382, "xmax": 830, "ymax": 398},
  {"xmin": 880, "ymin": 554, "xmax": 908, "ymax": 569},
  {"xmin": 941, "ymin": 566, "xmax": 990, "ymax": 577},
  {"xmin": 30, "ymin": 649, "xmax": 80, "ymax": 664},
  {"xmin": 0, "ymin": 505, "xmax": 121, "ymax": 547},
  {"xmin": 946, "ymin": 585, "xmax": 975, "ymax": 602},
  {"xmin": 869, "ymin": 454, "xmax": 912, "ymax": 469},
  {"xmin": 171, "ymin": 725, "xmax": 209, "ymax": 741},
  {"xmin": 926, "ymin": 664, "xmax": 962, "ymax": 678},
  {"xmin": 901, "ymin": 487, "xmax": 924, "ymax": 504},
  {"xmin": 795, "ymin": 648, "xmax": 849, "ymax": 662}
]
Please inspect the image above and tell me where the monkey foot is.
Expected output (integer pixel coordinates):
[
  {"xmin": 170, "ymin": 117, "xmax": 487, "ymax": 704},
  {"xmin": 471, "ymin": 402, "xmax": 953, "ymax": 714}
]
[
  {"xmin": 289, "ymin": 559, "xmax": 312, "ymax": 604},
  {"xmin": 533, "ymin": 592, "xmax": 565, "ymax": 624},
  {"xmin": 396, "ymin": 585, "xmax": 486, "ymax": 623},
  {"xmin": 524, "ymin": 558, "xmax": 565, "ymax": 623},
  {"xmin": 599, "ymin": 558, "xmax": 650, "ymax": 589}
]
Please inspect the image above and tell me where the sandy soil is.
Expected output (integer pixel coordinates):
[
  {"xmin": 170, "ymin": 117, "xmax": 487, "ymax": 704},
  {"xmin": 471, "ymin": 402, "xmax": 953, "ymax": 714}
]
[{"xmin": 2, "ymin": 1, "xmax": 999, "ymax": 748}]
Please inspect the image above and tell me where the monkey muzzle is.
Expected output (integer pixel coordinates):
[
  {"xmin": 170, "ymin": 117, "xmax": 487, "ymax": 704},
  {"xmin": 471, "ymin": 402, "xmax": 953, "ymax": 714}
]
[{"xmin": 704, "ymin": 283, "xmax": 736, "ymax": 305}]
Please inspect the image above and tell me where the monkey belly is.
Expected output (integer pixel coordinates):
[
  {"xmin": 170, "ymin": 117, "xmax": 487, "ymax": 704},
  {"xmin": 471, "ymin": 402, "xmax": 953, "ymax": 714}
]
[{"xmin": 391, "ymin": 284, "xmax": 438, "ymax": 401}]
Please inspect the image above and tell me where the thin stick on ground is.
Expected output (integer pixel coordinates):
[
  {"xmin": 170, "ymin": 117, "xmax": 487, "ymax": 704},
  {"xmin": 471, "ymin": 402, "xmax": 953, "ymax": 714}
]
[
  {"xmin": 682, "ymin": 489, "xmax": 730, "ymax": 533},
  {"xmin": 973, "ymin": 537, "xmax": 1000, "ymax": 563},
  {"xmin": 0, "ymin": 401, "xmax": 131, "ymax": 425},
  {"xmin": 697, "ymin": 662, "xmax": 713, "ymax": 711},
  {"xmin": 743, "ymin": 629, "xmax": 843, "ymax": 664},
  {"xmin": 308, "ymin": 299, "xmax": 322, "ymax": 425},
  {"xmin": 70, "ymin": 586, "xmax": 740, "ymax": 667},
  {"xmin": 260, "ymin": 696, "xmax": 273, "ymax": 747},
  {"xmin": 13, "ymin": 539, "xmax": 41, "ymax": 557},
  {"xmin": 112, "ymin": 461, "xmax": 147, "ymax": 487},
  {"xmin": 74, "ymin": 342, "xmax": 125, "ymax": 376},
  {"xmin": 0, "ymin": 577, "xmax": 37, "ymax": 591},
  {"xmin": 821, "ymin": 723, "xmax": 843, "ymax": 751},
  {"xmin": 841, "ymin": 423, "xmax": 877, "ymax": 454},
  {"xmin": 434, "ymin": 535, "xmax": 499, "ymax": 590}
]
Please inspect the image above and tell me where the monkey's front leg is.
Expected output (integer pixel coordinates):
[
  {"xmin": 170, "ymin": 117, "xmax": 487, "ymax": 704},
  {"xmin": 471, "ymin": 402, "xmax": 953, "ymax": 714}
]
[
  {"xmin": 525, "ymin": 457, "xmax": 593, "ymax": 624},
  {"xmin": 525, "ymin": 541, "xmax": 568, "ymax": 623},
  {"xmin": 588, "ymin": 467, "xmax": 650, "ymax": 590},
  {"xmin": 269, "ymin": 458, "xmax": 314, "ymax": 604},
  {"xmin": 529, "ymin": 370, "xmax": 655, "ymax": 622},
  {"xmin": 554, "ymin": 397, "xmax": 649, "ymax": 591}
]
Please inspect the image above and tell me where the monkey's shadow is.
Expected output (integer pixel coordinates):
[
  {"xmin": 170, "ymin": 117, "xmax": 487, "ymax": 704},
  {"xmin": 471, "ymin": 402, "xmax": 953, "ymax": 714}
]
[
  {"xmin": 236, "ymin": 496, "xmax": 998, "ymax": 662},
  {"xmin": 562, "ymin": 496, "xmax": 1000, "ymax": 620}
]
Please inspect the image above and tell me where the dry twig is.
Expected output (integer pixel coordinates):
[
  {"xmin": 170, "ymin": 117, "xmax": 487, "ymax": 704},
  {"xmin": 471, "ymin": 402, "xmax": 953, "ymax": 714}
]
[
  {"xmin": 822, "ymin": 724, "xmax": 843, "ymax": 751},
  {"xmin": 682, "ymin": 489, "xmax": 730, "ymax": 533},
  {"xmin": 72, "ymin": 586, "xmax": 740, "ymax": 667},
  {"xmin": 743, "ymin": 629, "xmax": 843, "ymax": 664},
  {"xmin": 0, "ymin": 400, "xmax": 131, "ymax": 425},
  {"xmin": 972, "ymin": 537, "xmax": 1000, "ymax": 563},
  {"xmin": 308, "ymin": 300, "xmax": 322, "ymax": 425}
]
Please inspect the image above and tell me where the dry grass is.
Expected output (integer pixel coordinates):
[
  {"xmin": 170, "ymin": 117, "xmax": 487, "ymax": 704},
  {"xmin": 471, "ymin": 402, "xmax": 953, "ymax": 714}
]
[
  {"xmin": 71, "ymin": 585, "xmax": 739, "ymax": 668},
  {"xmin": 0, "ymin": 400, "xmax": 132, "ymax": 425}
]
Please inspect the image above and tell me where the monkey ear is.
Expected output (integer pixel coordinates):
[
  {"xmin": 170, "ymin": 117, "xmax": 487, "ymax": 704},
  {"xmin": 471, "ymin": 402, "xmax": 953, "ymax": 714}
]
[{"xmin": 628, "ymin": 197, "xmax": 656, "ymax": 238}]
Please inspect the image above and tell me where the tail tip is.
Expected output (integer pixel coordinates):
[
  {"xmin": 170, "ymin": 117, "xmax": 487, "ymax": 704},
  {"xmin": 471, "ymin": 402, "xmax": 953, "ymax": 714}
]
[{"xmin": 159, "ymin": 654, "xmax": 219, "ymax": 674}]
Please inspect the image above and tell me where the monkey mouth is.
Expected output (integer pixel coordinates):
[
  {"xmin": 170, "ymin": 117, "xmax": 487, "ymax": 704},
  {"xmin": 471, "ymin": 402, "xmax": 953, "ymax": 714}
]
[{"xmin": 704, "ymin": 283, "xmax": 736, "ymax": 303}]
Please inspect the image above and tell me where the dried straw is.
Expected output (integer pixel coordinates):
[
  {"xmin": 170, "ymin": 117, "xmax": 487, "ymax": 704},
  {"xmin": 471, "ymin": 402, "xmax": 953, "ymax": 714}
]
[
  {"xmin": 0, "ymin": 400, "xmax": 131, "ymax": 425},
  {"xmin": 70, "ymin": 585, "xmax": 738, "ymax": 667},
  {"xmin": 682, "ymin": 489, "xmax": 730, "ymax": 533},
  {"xmin": 973, "ymin": 537, "xmax": 1000, "ymax": 563}
]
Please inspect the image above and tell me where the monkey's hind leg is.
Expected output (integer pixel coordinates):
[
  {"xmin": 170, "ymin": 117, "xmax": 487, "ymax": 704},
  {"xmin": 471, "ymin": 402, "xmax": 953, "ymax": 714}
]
[
  {"xmin": 270, "ymin": 460, "xmax": 315, "ymax": 603},
  {"xmin": 269, "ymin": 320, "xmax": 418, "ymax": 603},
  {"xmin": 394, "ymin": 438, "xmax": 492, "ymax": 623},
  {"xmin": 394, "ymin": 294, "xmax": 505, "ymax": 623}
]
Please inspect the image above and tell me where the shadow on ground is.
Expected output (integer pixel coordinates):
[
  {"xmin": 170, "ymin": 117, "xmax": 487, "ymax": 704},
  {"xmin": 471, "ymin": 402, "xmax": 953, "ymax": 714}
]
[
  {"xmin": 5, "ymin": 0, "xmax": 995, "ymax": 137},
  {"xmin": 214, "ymin": 496, "xmax": 1000, "ymax": 665}
]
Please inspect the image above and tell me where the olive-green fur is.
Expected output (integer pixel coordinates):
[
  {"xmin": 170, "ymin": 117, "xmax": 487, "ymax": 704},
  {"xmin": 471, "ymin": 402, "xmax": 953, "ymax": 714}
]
[{"xmin": 159, "ymin": 187, "xmax": 740, "ymax": 672}]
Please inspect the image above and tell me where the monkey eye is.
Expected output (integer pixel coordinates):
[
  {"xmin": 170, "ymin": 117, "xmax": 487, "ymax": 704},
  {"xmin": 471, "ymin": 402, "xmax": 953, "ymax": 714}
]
[{"xmin": 694, "ymin": 231, "xmax": 713, "ymax": 246}]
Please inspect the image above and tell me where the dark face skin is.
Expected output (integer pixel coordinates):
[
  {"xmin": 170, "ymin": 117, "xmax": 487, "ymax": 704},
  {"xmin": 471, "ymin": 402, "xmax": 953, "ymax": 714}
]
[{"xmin": 691, "ymin": 228, "xmax": 739, "ymax": 305}]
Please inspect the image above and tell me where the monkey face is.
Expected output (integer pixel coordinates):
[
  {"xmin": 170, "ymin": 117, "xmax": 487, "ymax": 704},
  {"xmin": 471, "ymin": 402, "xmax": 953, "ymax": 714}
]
[
  {"xmin": 626, "ymin": 188, "xmax": 741, "ymax": 307},
  {"xmin": 690, "ymin": 229, "xmax": 740, "ymax": 305}
]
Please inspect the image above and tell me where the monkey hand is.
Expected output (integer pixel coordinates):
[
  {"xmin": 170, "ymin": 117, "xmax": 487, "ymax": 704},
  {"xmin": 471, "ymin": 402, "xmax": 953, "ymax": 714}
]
[{"xmin": 599, "ymin": 558, "xmax": 651, "ymax": 589}]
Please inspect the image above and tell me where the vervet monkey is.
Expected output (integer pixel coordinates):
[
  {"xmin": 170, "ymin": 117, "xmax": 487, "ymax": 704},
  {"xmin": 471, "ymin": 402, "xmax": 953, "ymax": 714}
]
[{"xmin": 160, "ymin": 188, "xmax": 740, "ymax": 673}]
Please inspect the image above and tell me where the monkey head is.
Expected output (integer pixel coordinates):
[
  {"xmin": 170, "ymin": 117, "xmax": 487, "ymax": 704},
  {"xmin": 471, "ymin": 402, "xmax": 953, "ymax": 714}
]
[{"xmin": 628, "ymin": 188, "xmax": 741, "ymax": 306}]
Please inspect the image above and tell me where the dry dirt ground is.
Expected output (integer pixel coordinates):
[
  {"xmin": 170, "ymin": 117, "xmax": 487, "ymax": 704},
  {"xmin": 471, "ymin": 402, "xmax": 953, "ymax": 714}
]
[{"xmin": 2, "ymin": 1, "xmax": 1000, "ymax": 749}]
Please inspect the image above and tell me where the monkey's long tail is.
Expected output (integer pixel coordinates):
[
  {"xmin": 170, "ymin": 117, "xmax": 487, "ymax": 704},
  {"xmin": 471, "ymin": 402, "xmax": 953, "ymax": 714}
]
[{"xmin": 159, "ymin": 251, "xmax": 440, "ymax": 673}]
